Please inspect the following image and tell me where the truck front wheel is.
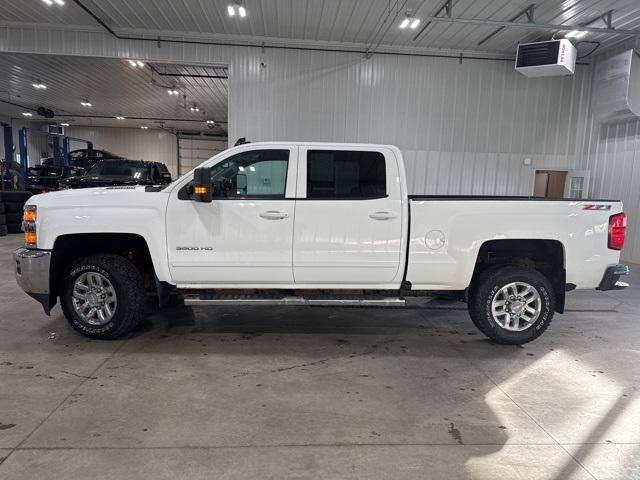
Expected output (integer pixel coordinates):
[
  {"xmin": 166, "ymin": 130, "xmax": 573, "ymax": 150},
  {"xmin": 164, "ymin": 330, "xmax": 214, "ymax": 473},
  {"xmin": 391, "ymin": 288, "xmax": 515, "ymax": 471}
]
[
  {"xmin": 61, "ymin": 254, "xmax": 146, "ymax": 339},
  {"xmin": 468, "ymin": 266, "xmax": 554, "ymax": 345}
]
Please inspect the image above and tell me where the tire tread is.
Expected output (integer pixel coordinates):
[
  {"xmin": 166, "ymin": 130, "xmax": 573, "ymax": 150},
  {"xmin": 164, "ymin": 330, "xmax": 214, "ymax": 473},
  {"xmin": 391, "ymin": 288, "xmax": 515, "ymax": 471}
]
[{"xmin": 61, "ymin": 254, "xmax": 145, "ymax": 339}]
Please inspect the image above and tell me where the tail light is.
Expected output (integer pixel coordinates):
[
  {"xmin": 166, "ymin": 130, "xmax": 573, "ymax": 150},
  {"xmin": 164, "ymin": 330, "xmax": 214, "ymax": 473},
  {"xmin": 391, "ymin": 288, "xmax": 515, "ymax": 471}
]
[{"xmin": 608, "ymin": 212, "xmax": 627, "ymax": 250}]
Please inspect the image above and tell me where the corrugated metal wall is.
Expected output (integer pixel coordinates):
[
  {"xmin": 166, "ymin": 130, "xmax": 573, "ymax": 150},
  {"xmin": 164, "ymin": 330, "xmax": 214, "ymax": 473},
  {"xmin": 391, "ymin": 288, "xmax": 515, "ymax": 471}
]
[
  {"xmin": 2, "ymin": 24, "xmax": 638, "ymax": 261},
  {"xmin": 231, "ymin": 48, "xmax": 592, "ymax": 196},
  {"xmin": 63, "ymin": 126, "xmax": 179, "ymax": 177},
  {"xmin": 580, "ymin": 38, "xmax": 640, "ymax": 262}
]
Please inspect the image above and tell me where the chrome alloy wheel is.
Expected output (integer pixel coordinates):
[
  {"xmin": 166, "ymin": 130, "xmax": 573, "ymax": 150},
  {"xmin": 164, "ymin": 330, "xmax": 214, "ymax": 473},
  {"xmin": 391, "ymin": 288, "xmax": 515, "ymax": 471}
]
[
  {"xmin": 491, "ymin": 281, "xmax": 541, "ymax": 332},
  {"xmin": 71, "ymin": 272, "xmax": 117, "ymax": 326}
]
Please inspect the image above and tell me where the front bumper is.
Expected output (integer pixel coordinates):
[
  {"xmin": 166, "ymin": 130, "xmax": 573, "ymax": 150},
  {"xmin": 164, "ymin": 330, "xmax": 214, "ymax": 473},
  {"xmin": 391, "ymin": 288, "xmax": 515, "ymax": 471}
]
[
  {"xmin": 14, "ymin": 247, "xmax": 52, "ymax": 314},
  {"xmin": 597, "ymin": 264, "xmax": 630, "ymax": 291}
]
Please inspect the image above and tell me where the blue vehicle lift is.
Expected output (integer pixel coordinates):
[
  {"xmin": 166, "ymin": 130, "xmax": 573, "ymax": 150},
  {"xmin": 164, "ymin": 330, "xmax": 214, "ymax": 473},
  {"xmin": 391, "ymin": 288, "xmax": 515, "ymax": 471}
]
[{"xmin": 2, "ymin": 125, "xmax": 94, "ymax": 187}]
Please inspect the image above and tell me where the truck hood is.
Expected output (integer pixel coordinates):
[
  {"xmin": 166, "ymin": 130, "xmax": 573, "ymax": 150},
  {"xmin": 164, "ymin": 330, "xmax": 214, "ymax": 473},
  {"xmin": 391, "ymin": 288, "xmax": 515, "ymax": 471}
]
[{"xmin": 27, "ymin": 185, "xmax": 170, "ymax": 210}]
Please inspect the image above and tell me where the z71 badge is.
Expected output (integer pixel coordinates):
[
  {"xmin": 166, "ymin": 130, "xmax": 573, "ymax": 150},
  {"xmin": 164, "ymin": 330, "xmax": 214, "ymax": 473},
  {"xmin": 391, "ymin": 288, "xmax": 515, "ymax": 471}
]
[{"xmin": 583, "ymin": 204, "xmax": 611, "ymax": 210}]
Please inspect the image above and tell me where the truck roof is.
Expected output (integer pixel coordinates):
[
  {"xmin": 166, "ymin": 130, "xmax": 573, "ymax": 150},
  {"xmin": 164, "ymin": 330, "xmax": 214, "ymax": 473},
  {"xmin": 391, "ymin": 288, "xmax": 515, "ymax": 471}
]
[{"xmin": 236, "ymin": 141, "xmax": 400, "ymax": 149}]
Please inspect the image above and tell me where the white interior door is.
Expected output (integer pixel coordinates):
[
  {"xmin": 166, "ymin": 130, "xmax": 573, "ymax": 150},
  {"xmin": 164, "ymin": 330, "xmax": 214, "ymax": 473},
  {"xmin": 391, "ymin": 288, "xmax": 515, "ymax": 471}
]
[{"xmin": 564, "ymin": 170, "xmax": 590, "ymax": 199}]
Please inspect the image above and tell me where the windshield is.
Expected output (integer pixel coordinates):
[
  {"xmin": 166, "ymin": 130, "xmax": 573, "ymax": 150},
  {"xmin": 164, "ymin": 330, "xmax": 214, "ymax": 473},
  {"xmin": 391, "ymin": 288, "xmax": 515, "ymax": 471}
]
[{"xmin": 86, "ymin": 161, "xmax": 150, "ymax": 180}]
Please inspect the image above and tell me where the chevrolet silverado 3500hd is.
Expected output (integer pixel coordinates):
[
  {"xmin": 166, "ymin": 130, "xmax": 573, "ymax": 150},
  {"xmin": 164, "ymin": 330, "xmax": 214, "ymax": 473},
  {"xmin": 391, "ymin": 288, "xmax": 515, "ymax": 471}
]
[{"xmin": 14, "ymin": 142, "xmax": 629, "ymax": 344}]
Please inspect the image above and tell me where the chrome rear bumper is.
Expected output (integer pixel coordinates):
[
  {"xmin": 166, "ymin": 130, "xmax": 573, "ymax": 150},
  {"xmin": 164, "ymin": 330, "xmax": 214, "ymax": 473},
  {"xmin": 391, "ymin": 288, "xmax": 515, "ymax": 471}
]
[{"xmin": 14, "ymin": 247, "xmax": 52, "ymax": 314}]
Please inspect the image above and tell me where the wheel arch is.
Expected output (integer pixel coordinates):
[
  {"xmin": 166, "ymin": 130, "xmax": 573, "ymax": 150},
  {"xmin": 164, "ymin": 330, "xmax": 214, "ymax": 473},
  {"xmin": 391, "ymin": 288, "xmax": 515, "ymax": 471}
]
[
  {"xmin": 50, "ymin": 233, "xmax": 156, "ymax": 308},
  {"xmin": 471, "ymin": 239, "xmax": 567, "ymax": 313}
]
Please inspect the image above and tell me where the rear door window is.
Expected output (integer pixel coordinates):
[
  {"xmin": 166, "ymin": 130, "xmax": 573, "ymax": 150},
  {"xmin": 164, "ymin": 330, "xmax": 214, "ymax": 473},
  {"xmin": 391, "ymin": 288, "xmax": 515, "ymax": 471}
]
[{"xmin": 306, "ymin": 150, "xmax": 386, "ymax": 199}]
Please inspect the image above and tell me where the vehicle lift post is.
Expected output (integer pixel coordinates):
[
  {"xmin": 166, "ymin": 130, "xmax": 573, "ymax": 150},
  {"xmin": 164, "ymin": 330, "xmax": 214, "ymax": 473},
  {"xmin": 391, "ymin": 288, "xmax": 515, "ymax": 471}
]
[
  {"xmin": 18, "ymin": 127, "xmax": 28, "ymax": 185},
  {"xmin": 62, "ymin": 136, "xmax": 70, "ymax": 166},
  {"xmin": 2, "ymin": 125, "xmax": 13, "ymax": 187},
  {"xmin": 52, "ymin": 134, "xmax": 62, "ymax": 167}
]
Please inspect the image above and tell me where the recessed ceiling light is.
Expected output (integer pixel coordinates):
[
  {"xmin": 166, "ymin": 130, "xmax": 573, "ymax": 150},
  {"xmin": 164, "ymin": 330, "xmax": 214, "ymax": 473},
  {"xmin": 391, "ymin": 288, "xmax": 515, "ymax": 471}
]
[
  {"xmin": 22, "ymin": 112, "xmax": 33, "ymax": 117},
  {"xmin": 399, "ymin": 18, "xmax": 410, "ymax": 29},
  {"xmin": 140, "ymin": 125, "xmax": 149, "ymax": 129},
  {"xmin": 116, "ymin": 116, "xmax": 125, "ymax": 120},
  {"xmin": 42, "ymin": 0, "xmax": 53, "ymax": 5},
  {"xmin": 566, "ymin": 30, "xmax": 587, "ymax": 39},
  {"xmin": 206, "ymin": 120, "xmax": 215, "ymax": 124},
  {"xmin": 53, "ymin": 0, "xmax": 64, "ymax": 4},
  {"xmin": 60, "ymin": 122, "xmax": 69, "ymax": 126},
  {"xmin": 227, "ymin": 5, "xmax": 235, "ymax": 16},
  {"xmin": 410, "ymin": 18, "xmax": 420, "ymax": 29},
  {"xmin": 81, "ymin": 100, "xmax": 92, "ymax": 107},
  {"xmin": 167, "ymin": 89, "xmax": 180, "ymax": 95},
  {"xmin": 32, "ymin": 82, "xmax": 47, "ymax": 89},
  {"xmin": 238, "ymin": 6, "xmax": 246, "ymax": 17},
  {"xmin": 190, "ymin": 105, "xmax": 200, "ymax": 112}
]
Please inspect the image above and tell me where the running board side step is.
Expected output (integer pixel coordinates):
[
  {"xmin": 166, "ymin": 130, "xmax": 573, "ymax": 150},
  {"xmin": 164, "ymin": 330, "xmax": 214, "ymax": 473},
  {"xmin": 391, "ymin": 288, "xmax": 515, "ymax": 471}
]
[{"xmin": 183, "ymin": 295, "xmax": 405, "ymax": 307}]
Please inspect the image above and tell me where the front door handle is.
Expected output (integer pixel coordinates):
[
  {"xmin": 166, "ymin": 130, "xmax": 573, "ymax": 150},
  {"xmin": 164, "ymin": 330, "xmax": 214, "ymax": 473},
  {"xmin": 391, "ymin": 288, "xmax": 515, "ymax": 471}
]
[
  {"xmin": 369, "ymin": 211, "xmax": 397, "ymax": 220},
  {"xmin": 259, "ymin": 210, "xmax": 289, "ymax": 220}
]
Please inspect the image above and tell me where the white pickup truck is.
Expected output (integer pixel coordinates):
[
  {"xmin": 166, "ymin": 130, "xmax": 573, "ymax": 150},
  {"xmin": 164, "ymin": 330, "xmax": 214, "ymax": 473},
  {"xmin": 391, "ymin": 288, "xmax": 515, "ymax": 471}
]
[{"xmin": 14, "ymin": 142, "xmax": 629, "ymax": 344}]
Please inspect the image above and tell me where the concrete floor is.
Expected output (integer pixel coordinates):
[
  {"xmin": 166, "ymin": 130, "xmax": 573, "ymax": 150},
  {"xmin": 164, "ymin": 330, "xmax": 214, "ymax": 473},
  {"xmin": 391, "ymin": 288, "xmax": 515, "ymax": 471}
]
[{"xmin": 0, "ymin": 233, "xmax": 639, "ymax": 479}]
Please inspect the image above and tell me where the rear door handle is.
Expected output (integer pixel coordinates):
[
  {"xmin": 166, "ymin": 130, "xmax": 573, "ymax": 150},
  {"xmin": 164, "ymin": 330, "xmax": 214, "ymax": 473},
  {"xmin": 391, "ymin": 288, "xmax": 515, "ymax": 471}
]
[
  {"xmin": 259, "ymin": 210, "xmax": 289, "ymax": 220},
  {"xmin": 369, "ymin": 211, "xmax": 397, "ymax": 220}
]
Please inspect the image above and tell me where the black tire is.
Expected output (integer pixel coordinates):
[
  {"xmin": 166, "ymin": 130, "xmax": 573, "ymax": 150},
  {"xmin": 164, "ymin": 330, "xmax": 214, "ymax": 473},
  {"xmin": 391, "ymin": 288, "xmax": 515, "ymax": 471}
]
[
  {"xmin": 61, "ymin": 254, "xmax": 146, "ymax": 339},
  {"xmin": 0, "ymin": 191, "xmax": 32, "ymax": 203},
  {"xmin": 0, "ymin": 224, "xmax": 7, "ymax": 236},
  {"xmin": 468, "ymin": 266, "xmax": 554, "ymax": 345},
  {"xmin": 7, "ymin": 222, "xmax": 23, "ymax": 233},
  {"xmin": 6, "ymin": 212, "xmax": 22, "ymax": 224},
  {"xmin": 4, "ymin": 202, "xmax": 26, "ymax": 214}
]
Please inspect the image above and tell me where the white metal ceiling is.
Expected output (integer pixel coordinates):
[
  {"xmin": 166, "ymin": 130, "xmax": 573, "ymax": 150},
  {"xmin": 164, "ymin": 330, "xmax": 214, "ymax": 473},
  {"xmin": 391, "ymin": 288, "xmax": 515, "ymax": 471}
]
[
  {"xmin": 0, "ymin": 53, "xmax": 228, "ymax": 133},
  {"xmin": 0, "ymin": 0, "xmax": 639, "ymax": 55}
]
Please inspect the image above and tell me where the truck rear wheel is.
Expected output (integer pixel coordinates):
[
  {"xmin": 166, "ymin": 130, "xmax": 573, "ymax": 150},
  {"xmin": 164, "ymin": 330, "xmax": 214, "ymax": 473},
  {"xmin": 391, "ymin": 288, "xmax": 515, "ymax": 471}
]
[
  {"xmin": 61, "ymin": 254, "xmax": 145, "ymax": 339},
  {"xmin": 468, "ymin": 266, "xmax": 554, "ymax": 345}
]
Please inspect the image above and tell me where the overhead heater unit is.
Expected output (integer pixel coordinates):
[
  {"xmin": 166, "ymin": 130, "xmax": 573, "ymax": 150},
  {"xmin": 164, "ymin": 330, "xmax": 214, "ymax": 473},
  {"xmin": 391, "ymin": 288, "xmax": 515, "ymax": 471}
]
[{"xmin": 515, "ymin": 39, "xmax": 577, "ymax": 77}]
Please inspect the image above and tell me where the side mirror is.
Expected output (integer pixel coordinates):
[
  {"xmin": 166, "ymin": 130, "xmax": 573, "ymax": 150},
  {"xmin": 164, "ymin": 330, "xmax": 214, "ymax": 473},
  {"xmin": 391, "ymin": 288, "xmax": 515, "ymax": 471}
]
[
  {"xmin": 160, "ymin": 172, "xmax": 172, "ymax": 184},
  {"xmin": 191, "ymin": 167, "xmax": 212, "ymax": 203}
]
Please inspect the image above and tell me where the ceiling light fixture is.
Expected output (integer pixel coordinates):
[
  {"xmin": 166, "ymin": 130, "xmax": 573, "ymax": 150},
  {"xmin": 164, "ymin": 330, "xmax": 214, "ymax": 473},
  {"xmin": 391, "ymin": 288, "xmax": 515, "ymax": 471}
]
[
  {"xmin": 81, "ymin": 100, "xmax": 92, "ymax": 107},
  {"xmin": 399, "ymin": 10, "xmax": 420, "ymax": 29},
  {"xmin": 60, "ymin": 122, "xmax": 70, "ymax": 126},
  {"xmin": 42, "ymin": 0, "xmax": 53, "ymax": 5},
  {"xmin": 228, "ymin": 4, "xmax": 246, "ymax": 18},
  {"xmin": 32, "ymin": 82, "xmax": 47, "ymax": 89},
  {"xmin": 206, "ymin": 120, "xmax": 215, "ymax": 124},
  {"xmin": 22, "ymin": 112, "xmax": 33, "ymax": 117},
  {"xmin": 128, "ymin": 60, "xmax": 137, "ymax": 66},
  {"xmin": 116, "ymin": 115, "xmax": 125, "ymax": 120},
  {"xmin": 53, "ymin": 0, "xmax": 64, "ymax": 4},
  {"xmin": 140, "ymin": 125, "xmax": 149, "ymax": 129},
  {"xmin": 190, "ymin": 105, "xmax": 200, "ymax": 112},
  {"xmin": 167, "ymin": 88, "xmax": 180, "ymax": 95},
  {"xmin": 566, "ymin": 30, "xmax": 588, "ymax": 39},
  {"xmin": 136, "ymin": 60, "xmax": 144, "ymax": 67}
]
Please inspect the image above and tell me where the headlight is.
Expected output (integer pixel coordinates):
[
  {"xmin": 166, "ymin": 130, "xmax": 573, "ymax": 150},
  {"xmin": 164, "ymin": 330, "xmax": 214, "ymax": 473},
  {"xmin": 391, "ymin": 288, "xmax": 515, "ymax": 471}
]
[{"xmin": 23, "ymin": 205, "xmax": 37, "ymax": 247}]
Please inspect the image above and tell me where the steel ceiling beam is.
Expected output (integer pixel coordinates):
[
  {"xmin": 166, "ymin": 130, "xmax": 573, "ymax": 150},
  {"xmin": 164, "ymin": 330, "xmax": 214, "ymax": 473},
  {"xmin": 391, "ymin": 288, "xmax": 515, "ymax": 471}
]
[
  {"xmin": 477, "ymin": 4, "xmax": 536, "ymax": 46},
  {"xmin": 426, "ymin": 15, "xmax": 640, "ymax": 37}
]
